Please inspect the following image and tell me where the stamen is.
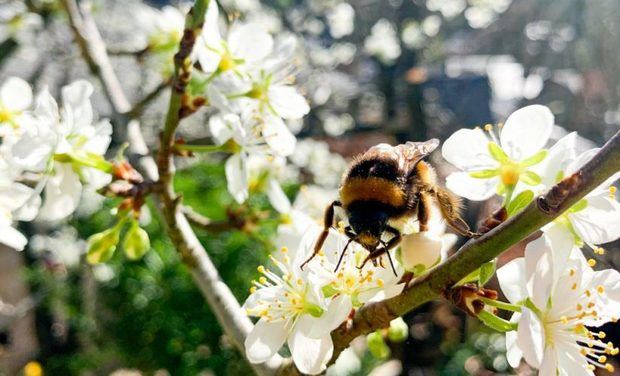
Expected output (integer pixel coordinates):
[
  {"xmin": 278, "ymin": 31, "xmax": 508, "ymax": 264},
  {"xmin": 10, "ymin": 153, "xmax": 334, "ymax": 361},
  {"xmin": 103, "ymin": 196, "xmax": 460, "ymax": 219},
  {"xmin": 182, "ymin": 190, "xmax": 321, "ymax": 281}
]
[{"xmin": 588, "ymin": 259, "xmax": 597, "ymax": 267}]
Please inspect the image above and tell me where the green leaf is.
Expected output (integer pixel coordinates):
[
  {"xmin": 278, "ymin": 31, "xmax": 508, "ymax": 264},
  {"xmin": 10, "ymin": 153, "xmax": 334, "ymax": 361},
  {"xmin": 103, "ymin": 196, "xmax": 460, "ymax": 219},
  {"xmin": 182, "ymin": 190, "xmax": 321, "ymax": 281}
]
[
  {"xmin": 479, "ymin": 259, "xmax": 497, "ymax": 286},
  {"xmin": 457, "ymin": 268, "xmax": 480, "ymax": 285},
  {"xmin": 469, "ymin": 169, "xmax": 499, "ymax": 179},
  {"xmin": 487, "ymin": 142, "xmax": 510, "ymax": 164},
  {"xmin": 520, "ymin": 150, "xmax": 548, "ymax": 167},
  {"xmin": 477, "ymin": 310, "xmax": 517, "ymax": 332},
  {"xmin": 520, "ymin": 171, "xmax": 542, "ymax": 186},
  {"xmin": 507, "ymin": 190, "xmax": 534, "ymax": 216}
]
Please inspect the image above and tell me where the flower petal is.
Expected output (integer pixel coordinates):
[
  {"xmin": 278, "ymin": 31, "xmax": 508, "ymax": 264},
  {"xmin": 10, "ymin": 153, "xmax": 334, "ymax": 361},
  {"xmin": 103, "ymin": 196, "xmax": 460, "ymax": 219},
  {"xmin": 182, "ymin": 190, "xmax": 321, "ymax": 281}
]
[
  {"xmin": 37, "ymin": 163, "xmax": 82, "ymax": 221},
  {"xmin": 524, "ymin": 236, "xmax": 554, "ymax": 309},
  {"xmin": 569, "ymin": 194, "xmax": 620, "ymax": 244},
  {"xmin": 296, "ymin": 295, "xmax": 351, "ymax": 339},
  {"xmin": 229, "ymin": 24, "xmax": 274, "ymax": 63},
  {"xmin": 538, "ymin": 347, "xmax": 558, "ymax": 376},
  {"xmin": 1, "ymin": 76, "xmax": 32, "ymax": 111},
  {"xmin": 288, "ymin": 330, "xmax": 333, "ymax": 375},
  {"xmin": 500, "ymin": 105, "xmax": 553, "ymax": 160},
  {"xmin": 262, "ymin": 116, "xmax": 296, "ymax": 157},
  {"xmin": 441, "ymin": 128, "xmax": 496, "ymax": 171},
  {"xmin": 505, "ymin": 313, "xmax": 523, "ymax": 368},
  {"xmin": 496, "ymin": 258, "xmax": 527, "ymax": 304},
  {"xmin": 244, "ymin": 318, "xmax": 288, "ymax": 363},
  {"xmin": 445, "ymin": 172, "xmax": 498, "ymax": 201},
  {"xmin": 534, "ymin": 132, "xmax": 577, "ymax": 189},
  {"xmin": 209, "ymin": 113, "xmax": 243, "ymax": 145},
  {"xmin": 225, "ymin": 153, "xmax": 249, "ymax": 203},
  {"xmin": 517, "ymin": 307, "xmax": 545, "ymax": 368},
  {"xmin": 267, "ymin": 178, "xmax": 291, "ymax": 214},
  {"xmin": 267, "ymin": 85, "xmax": 310, "ymax": 120},
  {"xmin": 0, "ymin": 225, "xmax": 28, "ymax": 251}
]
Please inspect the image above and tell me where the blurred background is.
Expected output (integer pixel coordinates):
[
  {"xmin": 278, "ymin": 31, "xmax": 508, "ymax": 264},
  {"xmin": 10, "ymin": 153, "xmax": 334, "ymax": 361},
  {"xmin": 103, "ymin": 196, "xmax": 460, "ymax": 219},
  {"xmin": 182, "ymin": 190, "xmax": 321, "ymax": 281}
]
[{"xmin": 1, "ymin": 0, "xmax": 620, "ymax": 374}]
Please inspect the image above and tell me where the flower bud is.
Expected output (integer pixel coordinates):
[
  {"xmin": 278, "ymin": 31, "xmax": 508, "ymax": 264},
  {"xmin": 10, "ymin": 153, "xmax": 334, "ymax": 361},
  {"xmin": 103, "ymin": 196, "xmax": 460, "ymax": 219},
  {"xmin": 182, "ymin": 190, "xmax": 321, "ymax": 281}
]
[
  {"xmin": 86, "ymin": 227, "xmax": 121, "ymax": 264},
  {"xmin": 367, "ymin": 331, "xmax": 391, "ymax": 359},
  {"xmin": 397, "ymin": 231, "xmax": 443, "ymax": 273},
  {"xmin": 387, "ymin": 317, "xmax": 408, "ymax": 343},
  {"xmin": 122, "ymin": 220, "xmax": 150, "ymax": 260}
]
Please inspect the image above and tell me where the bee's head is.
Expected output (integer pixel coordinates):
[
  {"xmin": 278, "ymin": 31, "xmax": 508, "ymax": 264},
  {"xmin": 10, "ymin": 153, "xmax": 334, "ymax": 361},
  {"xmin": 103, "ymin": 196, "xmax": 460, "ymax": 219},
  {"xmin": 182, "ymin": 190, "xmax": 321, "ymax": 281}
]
[{"xmin": 348, "ymin": 203, "xmax": 389, "ymax": 250}]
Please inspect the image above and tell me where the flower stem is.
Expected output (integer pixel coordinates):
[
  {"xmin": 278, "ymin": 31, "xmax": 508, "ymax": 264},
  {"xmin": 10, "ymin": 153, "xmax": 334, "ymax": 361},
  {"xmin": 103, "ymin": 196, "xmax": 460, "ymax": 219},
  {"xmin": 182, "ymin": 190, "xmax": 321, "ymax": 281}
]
[
  {"xmin": 503, "ymin": 184, "xmax": 515, "ymax": 207},
  {"xmin": 477, "ymin": 310, "xmax": 517, "ymax": 332},
  {"xmin": 479, "ymin": 296, "xmax": 521, "ymax": 313}
]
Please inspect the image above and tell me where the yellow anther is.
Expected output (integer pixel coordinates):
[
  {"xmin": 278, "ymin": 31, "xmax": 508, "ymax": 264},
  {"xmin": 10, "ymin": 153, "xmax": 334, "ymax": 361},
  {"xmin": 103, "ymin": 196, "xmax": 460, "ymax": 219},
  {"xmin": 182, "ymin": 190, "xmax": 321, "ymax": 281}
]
[
  {"xmin": 484, "ymin": 123, "xmax": 493, "ymax": 131},
  {"xmin": 259, "ymin": 277, "xmax": 267, "ymax": 284},
  {"xmin": 338, "ymin": 221, "xmax": 346, "ymax": 229},
  {"xmin": 610, "ymin": 186, "xmax": 617, "ymax": 197},
  {"xmin": 561, "ymin": 316, "xmax": 569, "ymax": 324},
  {"xmin": 597, "ymin": 285, "xmax": 605, "ymax": 294},
  {"xmin": 611, "ymin": 348, "xmax": 619, "ymax": 355},
  {"xmin": 580, "ymin": 348, "xmax": 588, "ymax": 356},
  {"xmin": 281, "ymin": 246, "xmax": 288, "ymax": 253},
  {"xmin": 296, "ymin": 278, "xmax": 303, "ymax": 285},
  {"xmin": 588, "ymin": 259, "xmax": 597, "ymax": 267},
  {"xmin": 588, "ymin": 302, "xmax": 595, "ymax": 309},
  {"xmin": 576, "ymin": 303, "xmax": 583, "ymax": 311},
  {"xmin": 259, "ymin": 309, "xmax": 268, "ymax": 317},
  {"xmin": 606, "ymin": 364, "xmax": 615, "ymax": 372},
  {"xmin": 599, "ymin": 355, "xmax": 607, "ymax": 363},
  {"xmin": 318, "ymin": 250, "xmax": 325, "ymax": 256},
  {"xmin": 586, "ymin": 290, "xmax": 592, "ymax": 297},
  {"xmin": 250, "ymin": 286, "xmax": 257, "ymax": 293},
  {"xmin": 376, "ymin": 278, "xmax": 384, "ymax": 287},
  {"xmin": 571, "ymin": 282, "xmax": 578, "ymax": 290},
  {"xmin": 586, "ymin": 364, "xmax": 595, "ymax": 371},
  {"xmin": 257, "ymin": 265, "xmax": 266, "ymax": 273},
  {"xmin": 497, "ymin": 122, "xmax": 504, "ymax": 128},
  {"xmin": 599, "ymin": 331, "xmax": 607, "ymax": 339},
  {"xmin": 569, "ymin": 268, "xmax": 576, "ymax": 276}
]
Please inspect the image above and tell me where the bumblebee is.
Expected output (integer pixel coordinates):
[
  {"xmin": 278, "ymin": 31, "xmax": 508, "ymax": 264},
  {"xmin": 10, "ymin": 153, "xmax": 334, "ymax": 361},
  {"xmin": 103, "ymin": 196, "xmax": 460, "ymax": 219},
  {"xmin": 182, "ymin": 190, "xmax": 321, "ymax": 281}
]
[{"xmin": 300, "ymin": 139, "xmax": 477, "ymax": 274}]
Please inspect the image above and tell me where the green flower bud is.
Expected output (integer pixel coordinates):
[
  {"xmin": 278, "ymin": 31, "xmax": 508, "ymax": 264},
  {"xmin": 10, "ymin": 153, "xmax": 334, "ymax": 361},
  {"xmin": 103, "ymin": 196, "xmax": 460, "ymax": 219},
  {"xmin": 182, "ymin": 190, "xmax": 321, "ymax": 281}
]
[
  {"xmin": 122, "ymin": 220, "xmax": 151, "ymax": 260},
  {"xmin": 387, "ymin": 317, "xmax": 408, "ymax": 343},
  {"xmin": 367, "ymin": 331, "xmax": 390, "ymax": 359},
  {"xmin": 86, "ymin": 227, "xmax": 121, "ymax": 264}
]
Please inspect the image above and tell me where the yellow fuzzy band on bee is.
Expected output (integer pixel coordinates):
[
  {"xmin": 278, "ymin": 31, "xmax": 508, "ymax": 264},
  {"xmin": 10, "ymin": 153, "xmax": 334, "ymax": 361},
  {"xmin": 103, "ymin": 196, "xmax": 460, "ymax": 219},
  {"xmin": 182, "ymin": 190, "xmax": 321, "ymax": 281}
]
[{"xmin": 340, "ymin": 177, "xmax": 406, "ymax": 207}]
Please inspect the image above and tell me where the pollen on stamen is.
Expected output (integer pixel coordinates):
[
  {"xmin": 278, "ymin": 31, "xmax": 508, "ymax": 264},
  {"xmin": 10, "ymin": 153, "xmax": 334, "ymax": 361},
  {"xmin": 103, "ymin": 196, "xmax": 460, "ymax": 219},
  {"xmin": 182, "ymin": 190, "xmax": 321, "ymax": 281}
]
[
  {"xmin": 594, "ymin": 247, "xmax": 606, "ymax": 255},
  {"xmin": 597, "ymin": 285, "xmax": 605, "ymax": 294},
  {"xmin": 588, "ymin": 259, "xmax": 597, "ymax": 267},
  {"xmin": 571, "ymin": 282, "xmax": 578, "ymax": 290},
  {"xmin": 599, "ymin": 355, "xmax": 608, "ymax": 363},
  {"xmin": 561, "ymin": 316, "xmax": 569, "ymax": 324},
  {"xmin": 576, "ymin": 303, "xmax": 583, "ymax": 311},
  {"xmin": 609, "ymin": 186, "xmax": 617, "ymax": 198},
  {"xmin": 250, "ymin": 286, "xmax": 257, "ymax": 293},
  {"xmin": 606, "ymin": 364, "xmax": 615, "ymax": 372},
  {"xmin": 569, "ymin": 268, "xmax": 576, "ymax": 276},
  {"xmin": 257, "ymin": 265, "xmax": 266, "ymax": 273},
  {"xmin": 281, "ymin": 246, "xmax": 288, "ymax": 253},
  {"xmin": 484, "ymin": 124, "xmax": 493, "ymax": 131},
  {"xmin": 599, "ymin": 331, "xmax": 607, "ymax": 339},
  {"xmin": 259, "ymin": 277, "xmax": 267, "ymax": 284},
  {"xmin": 376, "ymin": 278, "xmax": 384, "ymax": 287}
]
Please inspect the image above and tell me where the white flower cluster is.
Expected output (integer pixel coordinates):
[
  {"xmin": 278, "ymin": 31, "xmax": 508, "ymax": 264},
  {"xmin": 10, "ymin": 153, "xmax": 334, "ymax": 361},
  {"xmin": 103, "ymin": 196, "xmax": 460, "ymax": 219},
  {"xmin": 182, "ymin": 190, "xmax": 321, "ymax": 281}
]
[
  {"xmin": 196, "ymin": 1, "xmax": 309, "ymax": 205},
  {"xmin": 0, "ymin": 77, "xmax": 112, "ymax": 251},
  {"xmin": 244, "ymin": 213, "xmax": 404, "ymax": 374},
  {"xmin": 442, "ymin": 104, "xmax": 620, "ymax": 375}
]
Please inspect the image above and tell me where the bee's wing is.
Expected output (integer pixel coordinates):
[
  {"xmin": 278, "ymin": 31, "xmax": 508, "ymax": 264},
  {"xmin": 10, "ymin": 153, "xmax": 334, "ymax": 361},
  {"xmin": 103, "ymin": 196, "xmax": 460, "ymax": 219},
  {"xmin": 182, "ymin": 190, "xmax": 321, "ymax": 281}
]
[{"xmin": 394, "ymin": 139, "xmax": 440, "ymax": 174}]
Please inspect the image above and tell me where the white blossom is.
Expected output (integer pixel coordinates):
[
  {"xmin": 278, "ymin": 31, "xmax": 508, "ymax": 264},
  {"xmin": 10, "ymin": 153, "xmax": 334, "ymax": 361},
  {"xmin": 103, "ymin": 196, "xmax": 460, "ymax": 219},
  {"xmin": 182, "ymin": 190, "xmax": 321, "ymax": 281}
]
[
  {"xmin": 364, "ymin": 19, "xmax": 401, "ymax": 65},
  {"xmin": 497, "ymin": 235, "xmax": 620, "ymax": 375},
  {"xmin": 243, "ymin": 235, "xmax": 350, "ymax": 375},
  {"xmin": 442, "ymin": 105, "xmax": 554, "ymax": 201}
]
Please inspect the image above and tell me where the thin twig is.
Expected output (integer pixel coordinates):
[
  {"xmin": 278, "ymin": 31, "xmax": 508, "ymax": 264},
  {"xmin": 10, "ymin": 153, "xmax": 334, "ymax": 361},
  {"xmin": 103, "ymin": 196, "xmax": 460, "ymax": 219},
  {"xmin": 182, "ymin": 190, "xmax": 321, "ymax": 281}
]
[
  {"xmin": 182, "ymin": 206, "xmax": 245, "ymax": 233},
  {"xmin": 61, "ymin": 1, "xmax": 282, "ymax": 375}
]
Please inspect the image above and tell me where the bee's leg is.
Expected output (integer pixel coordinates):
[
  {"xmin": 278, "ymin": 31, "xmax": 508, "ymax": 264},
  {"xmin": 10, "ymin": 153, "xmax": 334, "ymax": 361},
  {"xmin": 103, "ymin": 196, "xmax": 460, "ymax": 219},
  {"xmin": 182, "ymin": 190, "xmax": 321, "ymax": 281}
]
[
  {"xmin": 334, "ymin": 228, "xmax": 356, "ymax": 272},
  {"xmin": 430, "ymin": 186, "xmax": 480, "ymax": 238},
  {"xmin": 416, "ymin": 191, "xmax": 432, "ymax": 231},
  {"xmin": 300, "ymin": 200, "xmax": 341, "ymax": 270}
]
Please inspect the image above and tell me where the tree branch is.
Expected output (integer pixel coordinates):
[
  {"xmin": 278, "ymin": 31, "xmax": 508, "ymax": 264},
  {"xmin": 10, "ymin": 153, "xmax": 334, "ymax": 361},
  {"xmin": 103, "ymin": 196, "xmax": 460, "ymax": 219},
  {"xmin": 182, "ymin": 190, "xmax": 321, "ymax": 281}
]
[
  {"xmin": 61, "ymin": 1, "xmax": 282, "ymax": 375},
  {"xmin": 312, "ymin": 129, "xmax": 620, "ymax": 369}
]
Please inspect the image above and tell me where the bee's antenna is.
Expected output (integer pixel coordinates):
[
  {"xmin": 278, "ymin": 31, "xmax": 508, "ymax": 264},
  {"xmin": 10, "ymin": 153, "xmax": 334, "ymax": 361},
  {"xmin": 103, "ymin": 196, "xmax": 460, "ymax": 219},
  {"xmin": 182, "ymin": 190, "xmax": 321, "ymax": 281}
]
[{"xmin": 334, "ymin": 237, "xmax": 356, "ymax": 273}]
